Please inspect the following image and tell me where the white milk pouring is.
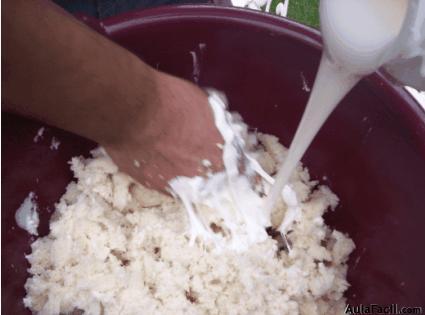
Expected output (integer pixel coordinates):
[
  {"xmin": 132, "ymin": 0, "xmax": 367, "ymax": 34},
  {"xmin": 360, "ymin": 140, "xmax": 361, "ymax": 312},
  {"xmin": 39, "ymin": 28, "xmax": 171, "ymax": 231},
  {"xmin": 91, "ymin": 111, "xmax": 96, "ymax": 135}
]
[
  {"xmin": 264, "ymin": 55, "xmax": 360, "ymax": 214},
  {"xmin": 172, "ymin": 0, "xmax": 424, "ymax": 249},
  {"xmin": 266, "ymin": 0, "xmax": 424, "ymax": 212}
]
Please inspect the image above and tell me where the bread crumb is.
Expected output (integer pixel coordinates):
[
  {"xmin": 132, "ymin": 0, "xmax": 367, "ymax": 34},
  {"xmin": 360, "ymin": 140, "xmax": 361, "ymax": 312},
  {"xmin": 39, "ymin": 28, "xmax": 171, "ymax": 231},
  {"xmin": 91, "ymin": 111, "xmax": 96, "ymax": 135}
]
[
  {"xmin": 24, "ymin": 134, "xmax": 354, "ymax": 314},
  {"xmin": 50, "ymin": 137, "xmax": 61, "ymax": 150},
  {"xmin": 15, "ymin": 192, "xmax": 39, "ymax": 235},
  {"xmin": 201, "ymin": 159, "xmax": 212, "ymax": 168}
]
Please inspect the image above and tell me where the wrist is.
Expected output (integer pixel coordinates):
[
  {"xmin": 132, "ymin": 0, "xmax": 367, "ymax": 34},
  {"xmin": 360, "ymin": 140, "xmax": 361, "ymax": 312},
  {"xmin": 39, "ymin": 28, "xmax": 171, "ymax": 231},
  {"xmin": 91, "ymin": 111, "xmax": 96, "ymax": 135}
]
[{"xmin": 95, "ymin": 58, "xmax": 161, "ymax": 147}]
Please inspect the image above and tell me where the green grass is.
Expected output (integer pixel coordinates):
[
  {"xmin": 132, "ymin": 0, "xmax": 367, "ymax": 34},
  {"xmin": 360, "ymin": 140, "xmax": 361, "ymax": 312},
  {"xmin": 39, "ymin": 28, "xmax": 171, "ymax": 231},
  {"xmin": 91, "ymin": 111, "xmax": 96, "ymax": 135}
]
[
  {"xmin": 270, "ymin": 0, "xmax": 320, "ymax": 29},
  {"xmin": 288, "ymin": 0, "xmax": 320, "ymax": 28}
]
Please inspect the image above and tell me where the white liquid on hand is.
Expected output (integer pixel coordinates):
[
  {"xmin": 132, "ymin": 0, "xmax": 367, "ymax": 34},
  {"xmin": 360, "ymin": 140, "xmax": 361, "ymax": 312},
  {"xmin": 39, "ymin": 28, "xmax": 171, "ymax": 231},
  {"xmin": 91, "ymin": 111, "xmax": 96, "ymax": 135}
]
[
  {"xmin": 266, "ymin": 0, "xmax": 408, "ymax": 212},
  {"xmin": 170, "ymin": 93, "xmax": 271, "ymax": 252}
]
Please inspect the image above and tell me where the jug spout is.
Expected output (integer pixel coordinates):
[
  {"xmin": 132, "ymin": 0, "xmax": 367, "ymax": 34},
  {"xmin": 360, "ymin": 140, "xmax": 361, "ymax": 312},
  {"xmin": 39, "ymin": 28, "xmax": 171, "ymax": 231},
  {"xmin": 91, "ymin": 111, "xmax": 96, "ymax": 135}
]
[
  {"xmin": 320, "ymin": 0, "xmax": 408, "ymax": 75},
  {"xmin": 320, "ymin": 0, "xmax": 425, "ymax": 90}
]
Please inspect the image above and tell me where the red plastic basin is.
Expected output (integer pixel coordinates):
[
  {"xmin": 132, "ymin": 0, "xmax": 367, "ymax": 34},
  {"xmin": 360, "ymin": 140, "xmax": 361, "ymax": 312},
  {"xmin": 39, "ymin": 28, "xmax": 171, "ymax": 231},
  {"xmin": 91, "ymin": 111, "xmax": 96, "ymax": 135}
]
[{"xmin": 3, "ymin": 6, "xmax": 425, "ymax": 314}]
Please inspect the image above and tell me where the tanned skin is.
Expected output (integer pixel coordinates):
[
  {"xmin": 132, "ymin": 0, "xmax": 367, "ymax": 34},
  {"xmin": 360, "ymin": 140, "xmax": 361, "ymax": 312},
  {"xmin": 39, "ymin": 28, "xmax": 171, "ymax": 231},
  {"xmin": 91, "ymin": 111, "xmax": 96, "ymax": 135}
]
[{"xmin": 3, "ymin": 0, "xmax": 223, "ymax": 191}]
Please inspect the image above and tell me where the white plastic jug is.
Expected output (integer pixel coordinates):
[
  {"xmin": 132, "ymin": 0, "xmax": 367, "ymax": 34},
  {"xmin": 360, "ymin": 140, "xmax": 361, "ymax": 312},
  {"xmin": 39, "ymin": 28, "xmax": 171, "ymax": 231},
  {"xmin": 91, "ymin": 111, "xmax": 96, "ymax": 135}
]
[
  {"xmin": 320, "ymin": 0, "xmax": 425, "ymax": 91},
  {"xmin": 266, "ymin": 0, "xmax": 425, "ymax": 212}
]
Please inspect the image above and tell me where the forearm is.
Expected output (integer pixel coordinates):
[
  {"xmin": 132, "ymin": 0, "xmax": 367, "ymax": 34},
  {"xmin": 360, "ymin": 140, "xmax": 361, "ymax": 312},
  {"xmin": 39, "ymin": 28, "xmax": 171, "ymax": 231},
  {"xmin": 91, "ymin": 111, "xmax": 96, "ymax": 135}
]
[
  {"xmin": 2, "ymin": 0, "xmax": 157, "ymax": 144},
  {"xmin": 2, "ymin": 0, "xmax": 224, "ymax": 189}
]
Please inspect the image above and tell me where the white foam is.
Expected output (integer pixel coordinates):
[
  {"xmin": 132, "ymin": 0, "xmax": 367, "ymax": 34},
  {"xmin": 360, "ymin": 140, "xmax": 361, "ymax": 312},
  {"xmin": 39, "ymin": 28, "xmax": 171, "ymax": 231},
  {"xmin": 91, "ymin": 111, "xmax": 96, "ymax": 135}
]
[
  {"xmin": 170, "ymin": 92, "xmax": 274, "ymax": 251},
  {"xmin": 170, "ymin": 92, "xmax": 301, "ymax": 252},
  {"xmin": 279, "ymin": 185, "xmax": 301, "ymax": 234}
]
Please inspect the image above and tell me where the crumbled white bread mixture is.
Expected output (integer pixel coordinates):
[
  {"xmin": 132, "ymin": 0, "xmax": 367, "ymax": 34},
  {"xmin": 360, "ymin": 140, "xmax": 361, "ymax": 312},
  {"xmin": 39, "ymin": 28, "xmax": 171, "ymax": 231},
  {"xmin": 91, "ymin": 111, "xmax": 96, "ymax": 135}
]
[
  {"xmin": 24, "ymin": 136, "xmax": 354, "ymax": 315},
  {"xmin": 15, "ymin": 191, "xmax": 39, "ymax": 236}
]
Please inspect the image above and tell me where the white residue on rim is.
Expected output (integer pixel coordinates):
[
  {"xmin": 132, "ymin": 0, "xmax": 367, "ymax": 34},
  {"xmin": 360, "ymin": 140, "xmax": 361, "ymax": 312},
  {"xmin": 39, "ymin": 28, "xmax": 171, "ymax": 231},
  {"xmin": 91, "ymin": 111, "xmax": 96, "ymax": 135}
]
[
  {"xmin": 33, "ymin": 127, "xmax": 45, "ymax": 143},
  {"xmin": 190, "ymin": 51, "xmax": 200, "ymax": 83},
  {"xmin": 300, "ymin": 72, "xmax": 311, "ymax": 92},
  {"xmin": 50, "ymin": 137, "xmax": 61, "ymax": 150},
  {"xmin": 199, "ymin": 42, "xmax": 207, "ymax": 52}
]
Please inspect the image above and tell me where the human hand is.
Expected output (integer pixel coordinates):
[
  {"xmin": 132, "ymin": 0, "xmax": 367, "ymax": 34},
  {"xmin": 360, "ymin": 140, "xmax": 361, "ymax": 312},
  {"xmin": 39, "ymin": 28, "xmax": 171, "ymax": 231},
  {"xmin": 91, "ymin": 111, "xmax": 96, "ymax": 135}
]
[
  {"xmin": 2, "ymin": 0, "xmax": 223, "ymax": 193},
  {"xmin": 104, "ymin": 71, "xmax": 224, "ymax": 192}
]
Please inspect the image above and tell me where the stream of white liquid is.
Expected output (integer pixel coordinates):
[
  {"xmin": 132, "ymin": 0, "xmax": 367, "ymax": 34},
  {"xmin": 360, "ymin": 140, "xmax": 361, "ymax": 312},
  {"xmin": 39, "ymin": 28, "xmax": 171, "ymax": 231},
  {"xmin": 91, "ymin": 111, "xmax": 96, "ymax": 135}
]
[
  {"xmin": 170, "ymin": 0, "xmax": 410, "ymax": 250},
  {"xmin": 265, "ymin": 0, "xmax": 409, "ymax": 214},
  {"xmin": 264, "ymin": 56, "xmax": 360, "ymax": 214}
]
